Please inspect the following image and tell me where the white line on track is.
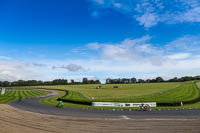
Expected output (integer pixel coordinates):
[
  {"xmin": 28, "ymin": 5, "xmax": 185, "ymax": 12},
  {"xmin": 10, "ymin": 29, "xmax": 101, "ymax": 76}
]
[{"xmin": 120, "ymin": 115, "xmax": 131, "ymax": 120}]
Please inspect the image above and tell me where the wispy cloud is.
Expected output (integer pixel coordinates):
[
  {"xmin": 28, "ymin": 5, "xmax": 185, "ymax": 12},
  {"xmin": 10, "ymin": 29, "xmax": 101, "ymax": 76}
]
[
  {"xmin": 136, "ymin": 12, "xmax": 159, "ymax": 27},
  {"xmin": 89, "ymin": 0, "xmax": 200, "ymax": 28},
  {"xmin": 87, "ymin": 42, "xmax": 101, "ymax": 50},
  {"xmin": 0, "ymin": 56, "xmax": 12, "ymax": 60},
  {"xmin": 1, "ymin": 34, "xmax": 200, "ymax": 81},
  {"xmin": 179, "ymin": 7, "xmax": 200, "ymax": 22},
  {"xmin": 30, "ymin": 63, "xmax": 47, "ymax": 67},
  {"xmin": 0, "ymin": 60, "xmax": 39, "ymax": 81},
  {"xmin": 166, "ymin": 53, "xmax": 191, "ymax": 60},
  {"xmin": 86, "ymin": 36, "xmax": 163, "ymax": 65},
  {"xmin": 165, "ymin": 35, "xmax": 200, "ymax": 52},
  {"xmin": 52, "ymin": 64, "xmax": 88, "ymax": 72},
  {"xmin": 83, "ymin": 34, "xmax": 200, "ymax": 78}
]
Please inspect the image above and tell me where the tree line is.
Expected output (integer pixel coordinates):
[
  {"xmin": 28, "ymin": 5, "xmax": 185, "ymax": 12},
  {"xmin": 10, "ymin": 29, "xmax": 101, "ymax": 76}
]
[
  {"xmin": 0, "ymin": 78, "xmax": 101, "ymax": 87},
  {"xmin": 0, "ymin": 76, "xmax": 200, "ymax": 87},
  {"xmin": 105, "ymin": 76, "xmax": 200, "ymax": 84}
]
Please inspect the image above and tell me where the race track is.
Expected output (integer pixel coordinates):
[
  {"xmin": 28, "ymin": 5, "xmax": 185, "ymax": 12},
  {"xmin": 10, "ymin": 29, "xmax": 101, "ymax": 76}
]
[
  {"xmin": 1, "ymin": 104, "xmax": 200, "ymax": 133},
  {"xmin": 8, "ymin": 90, "xmax": 200, "ymax": 119},
  {"xmin": 1, "ymin": 90, "xmax": 199, "ymax": 133}
]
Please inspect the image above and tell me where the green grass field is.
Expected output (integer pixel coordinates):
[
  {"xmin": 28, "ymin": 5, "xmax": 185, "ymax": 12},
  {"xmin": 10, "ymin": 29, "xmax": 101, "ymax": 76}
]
[
  {"xmin": 60, "ymin": 81, "xmax": 200, "ymax": 103},
  {"xmin": 11, "ymin": 81, "xmax": 200, "ymax": 109},
  {"xmin": 0, "ymin": 89, "xmax": 47, "ymax": 104},
  {"xmin": 21, "ymin": 82, "xmax": 181, "ymax": 100}
]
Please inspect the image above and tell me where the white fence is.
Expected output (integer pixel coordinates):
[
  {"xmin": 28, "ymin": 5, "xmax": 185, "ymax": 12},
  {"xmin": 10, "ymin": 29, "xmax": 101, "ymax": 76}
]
[{"xmin": 92, "ymin": 102, "xmax": 157, "ymax": 107}]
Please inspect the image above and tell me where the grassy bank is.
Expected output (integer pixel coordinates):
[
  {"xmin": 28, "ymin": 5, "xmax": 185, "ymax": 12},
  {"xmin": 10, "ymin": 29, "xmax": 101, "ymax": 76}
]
[{"xmin": 0, "ymin": 89, "xmax": 47, "ymax": 104}]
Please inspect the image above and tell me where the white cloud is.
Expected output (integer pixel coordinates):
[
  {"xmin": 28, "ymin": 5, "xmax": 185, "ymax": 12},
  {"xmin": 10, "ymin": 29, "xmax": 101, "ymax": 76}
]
[
  {"xmin": 165, "ymin": 35, "xmax": 200, "ymax": 52},
  {"xmin": 87, "ymin": 42, "xmax": 101, "ymax": 50},
  {"xmin": 83, "ymin": 34, "xmax": 200, "ymax": 78},
  {"xmin": 148, "ymin": 56, "xmax": 163, "ymax": 66},
  {"xmin": 64, "ymin": 57, "xmax": 200, "ymax": 81},
  {"xmin": 88, "ymin": 36, "xmax": 163, "ymax": 64},
  {"xmin": 89, "ymin": 0, "xmax": 200, "ymax": 27},
  {"xmin": 181, "ymin": 7, "xmax": 200, "ymax": 22},
  {"xmin": 0, "ymin": 56, "xmax": 12, "ymax": 60},
  {"xmin": 1, "ymin": 34, "xmax": 200, "ymax": 81},
  {"xmin": 52, "ymin": 64, "xmax": 88, "ymax": 72},
  {"xmin": 30, "ymin": 63, "xmax": 47, "ymax": 67},
  {"xmin": 0, "ymin": 60, "xmax": 39, "ymax": 81},
  {"xmin": 89, "ymin": 0, "xmax": 163, "ymax": 27},
  {"xmin": 136, "ymin": 12, "xmax": 159, "ymax": 27},
  {"xmin": 166, "ymin": 53, "xmax": 191, "ymax": 60},
  {"xmin": 101, "ymin": 44, "xmax": 138, "ymax": 61},
  {"xmin": 28, "ymin": 34, "xmax": 200, "ymax": 80},
  {"xmin": 180, "ymin": 0, "xmax": 200, "ymax": 8}
]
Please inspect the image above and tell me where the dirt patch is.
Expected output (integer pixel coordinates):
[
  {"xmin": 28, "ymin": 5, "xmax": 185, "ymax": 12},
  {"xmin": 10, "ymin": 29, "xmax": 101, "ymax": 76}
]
[{"xmin": 0, "ymin": 105, "xmax": 200, "ymax": 133}]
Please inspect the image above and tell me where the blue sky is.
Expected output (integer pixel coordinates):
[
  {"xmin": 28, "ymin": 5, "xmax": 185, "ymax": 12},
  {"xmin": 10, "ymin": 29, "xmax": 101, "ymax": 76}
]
[{"xmin": 0, "ymin": 0, "xmax": 200, "ymax": 82}]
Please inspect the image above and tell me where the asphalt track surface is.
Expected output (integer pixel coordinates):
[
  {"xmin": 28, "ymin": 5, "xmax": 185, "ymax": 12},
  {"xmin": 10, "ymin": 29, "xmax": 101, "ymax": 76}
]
[{"xmin": 9, "ymin": 90, "xmax": 200, "ymax": 119}]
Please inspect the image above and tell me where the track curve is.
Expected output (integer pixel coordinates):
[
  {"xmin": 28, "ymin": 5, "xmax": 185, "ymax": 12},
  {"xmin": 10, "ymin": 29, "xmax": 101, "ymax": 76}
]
[{"xmin": 9, "ymin": 90, "xmax": 200, "ymax": 119}]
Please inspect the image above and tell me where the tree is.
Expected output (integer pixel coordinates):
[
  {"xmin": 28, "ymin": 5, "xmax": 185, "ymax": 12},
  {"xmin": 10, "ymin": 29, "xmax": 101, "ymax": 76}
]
[
  {"xmin": 131, "ymin": 78, "xmax": 137, "ymax": 83},
  {"xmin": 82, "ymin": 78, "xmax": 88, "ymax": 84},
  {"xmin": 137, "ymin": 79, "xmax": 145, "ymax": 83},
  {"xmin": 121, "ymin": 78, "xmax": 127, "ymax": 84},
  {"xmin": 168, "ymin": 77, "xmax": 178, "ymax": 82},
  {"xmin": 146, "ymin": 79, "xmax": 151, "ymax": 83},
  {"xmin": 2, "ymin": 81, "xmax": 10, "ymax": 87},
  {"xmin": 95, "ymin": 80, "xmax": 101, "ymax": 84},
  {"xmin": 113, "ymin": 79, "xmax": 120, "ymax": 84},
  {"xmin": 106, "ymin": 78, "xmax": 111, "ymax": 84},
  {"xmin": 70, "ymin": 80, "xmax": 74, "ymax": 85},
  {"xmin": 156, "ymin": 77, "xmax": 164, "ymax": 82},
  {"xmin": 194, "ymin": 76, "xmax": 200, "ymax": 80}
]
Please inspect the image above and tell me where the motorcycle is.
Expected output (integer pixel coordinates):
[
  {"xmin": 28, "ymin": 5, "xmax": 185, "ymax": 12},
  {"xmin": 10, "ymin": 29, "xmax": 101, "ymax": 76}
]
[
  {"xmin": 139, "ymin": 104, "xmax": 151, "ymax": 111},
  {"xmin": 56, "ymin": 101, "xmax": 64, "ymax": 108}
]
